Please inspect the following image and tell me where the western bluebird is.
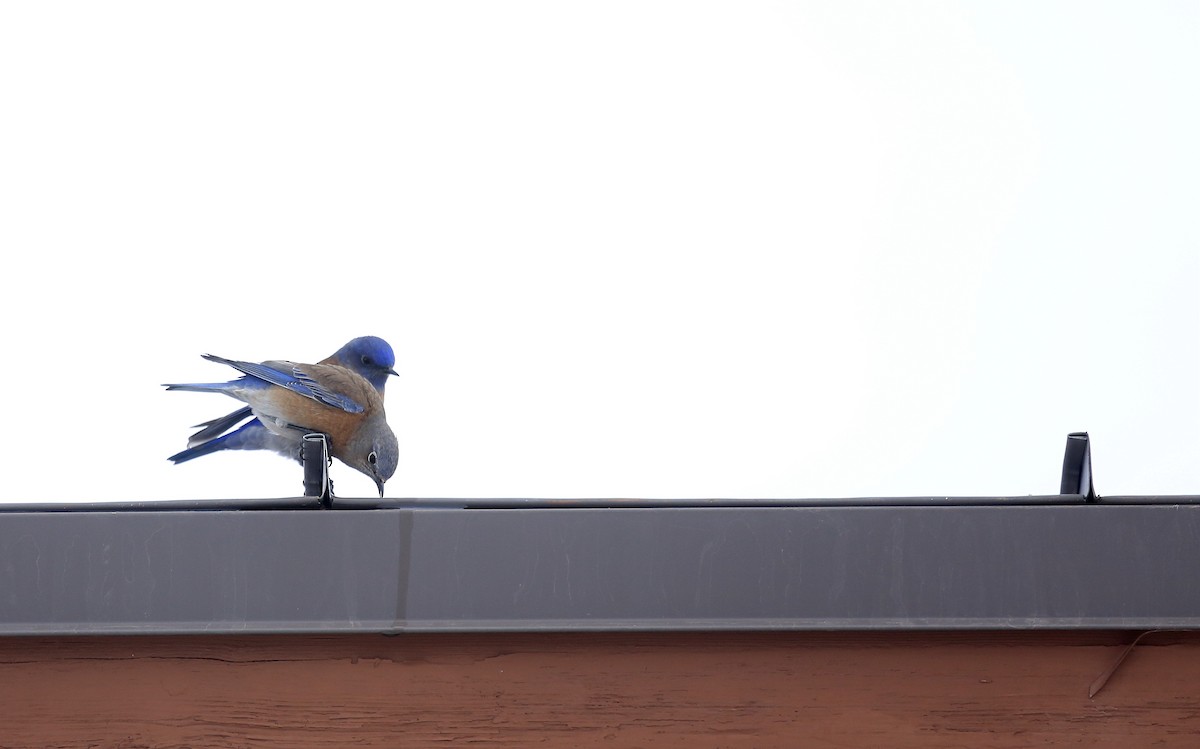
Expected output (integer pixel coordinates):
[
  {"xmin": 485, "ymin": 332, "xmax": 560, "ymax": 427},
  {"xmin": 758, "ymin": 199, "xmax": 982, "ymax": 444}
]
[
  {"xmin": 165, "ymin": 349, "xmax": 399, "ymax": 496},
  {"xmin": 169, "ymin": 336, "xmax": 397, "ymax": 466}
]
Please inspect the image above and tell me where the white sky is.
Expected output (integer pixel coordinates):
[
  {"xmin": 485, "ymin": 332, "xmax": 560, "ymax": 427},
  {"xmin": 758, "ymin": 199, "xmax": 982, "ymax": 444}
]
[{"xmin": 1, "ymin": 1, "xmax": 1197, "ymax": 502}]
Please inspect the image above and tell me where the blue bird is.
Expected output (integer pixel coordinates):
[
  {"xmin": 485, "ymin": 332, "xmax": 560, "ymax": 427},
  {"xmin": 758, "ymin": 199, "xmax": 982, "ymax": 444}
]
[
  {"xmin": 165, "ymin": 338, "xmax": 399, "ymax": 496},
  {"xmin": 169, "ymin": 337, "xmax": 397, "ymax": 466}
]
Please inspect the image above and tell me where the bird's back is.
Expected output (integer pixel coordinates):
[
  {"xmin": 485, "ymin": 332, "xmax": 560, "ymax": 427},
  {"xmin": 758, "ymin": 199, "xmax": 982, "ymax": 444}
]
[{"xmin": 252, "ymin": 363, "xmax": 385, "ymax": 460}]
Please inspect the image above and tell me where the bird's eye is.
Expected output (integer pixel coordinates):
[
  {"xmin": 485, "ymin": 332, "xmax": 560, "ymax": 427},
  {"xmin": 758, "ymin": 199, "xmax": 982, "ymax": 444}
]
[
  {"xmin": 368, "ymin": 451, "xmax": 377, "ymax": 465},
  {"xmin": 361, "ymin": 355, "xmax": 371, "ymax": 365}
]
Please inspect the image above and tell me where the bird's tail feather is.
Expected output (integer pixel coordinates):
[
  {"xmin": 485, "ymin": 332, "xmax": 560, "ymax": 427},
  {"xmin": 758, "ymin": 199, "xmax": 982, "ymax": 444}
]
[
  {"xmin": 168, "ymin": 432, "xmax": 236, "ymax": 464},
  {"xmin": 187, "ymin": 406, "xmax": 255, "ymax": 448},
  {"xmin": 163, "ymin": 382, "xmax": 236, "ymax": 394}
]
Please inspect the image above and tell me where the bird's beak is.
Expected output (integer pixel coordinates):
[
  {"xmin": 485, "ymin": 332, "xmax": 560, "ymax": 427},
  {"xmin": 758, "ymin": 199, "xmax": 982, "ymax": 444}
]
[
  {"xmin": 386, "ymin": 368, "xmax": 399, "ymax": 377},
  {"xmin": 374, "ymin": 476, "xmax": 386, "ymax": 498}
]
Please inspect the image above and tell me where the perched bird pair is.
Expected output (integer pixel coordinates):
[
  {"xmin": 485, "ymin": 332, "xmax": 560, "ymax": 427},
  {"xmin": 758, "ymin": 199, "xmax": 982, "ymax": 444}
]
[{"xmin": 165, "ymin": 336, "xmax": 399, "ymax": 496}]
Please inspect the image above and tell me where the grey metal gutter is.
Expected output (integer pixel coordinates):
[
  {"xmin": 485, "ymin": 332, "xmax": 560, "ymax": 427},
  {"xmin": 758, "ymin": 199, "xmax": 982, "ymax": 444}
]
[
  {"xmin": 2, "ymin": 501, "xmax": 1199, "ymax": 635},
  {"xmin": 4, "ymin": 493, "xmax": 1197, "ymax": 512}
]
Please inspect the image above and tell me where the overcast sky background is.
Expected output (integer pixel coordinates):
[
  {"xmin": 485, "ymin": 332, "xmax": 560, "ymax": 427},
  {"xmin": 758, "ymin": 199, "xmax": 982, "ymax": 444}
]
[{"xmin": 2, "ymin": 1, "xmax": 1196, "ymax": 502}]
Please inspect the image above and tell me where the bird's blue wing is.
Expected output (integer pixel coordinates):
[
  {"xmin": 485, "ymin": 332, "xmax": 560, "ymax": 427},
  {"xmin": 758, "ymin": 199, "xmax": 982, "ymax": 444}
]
[
  {"xmin": 170, "ymin": 419, "xmax": 305, "ymax": 464},
  {"xmin": 201, "ymin": 354, "xmax": 365, "ymax": 413},
  {"xmin": 290, "ymin": 366, "xmax": 366, "ymax": 413}
]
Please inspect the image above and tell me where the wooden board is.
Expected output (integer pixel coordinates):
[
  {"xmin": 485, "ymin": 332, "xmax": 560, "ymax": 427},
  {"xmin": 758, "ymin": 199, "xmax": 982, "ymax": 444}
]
[{"xmin": 0, "ymin": 631, "xmax": 1197, "ymax": 747}]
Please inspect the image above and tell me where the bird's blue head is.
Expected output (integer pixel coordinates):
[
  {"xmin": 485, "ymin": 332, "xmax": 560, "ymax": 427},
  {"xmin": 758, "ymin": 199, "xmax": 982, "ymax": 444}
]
[{"xmin": 333, "ymin": 336, "xmax": 398, "ymax": 393}]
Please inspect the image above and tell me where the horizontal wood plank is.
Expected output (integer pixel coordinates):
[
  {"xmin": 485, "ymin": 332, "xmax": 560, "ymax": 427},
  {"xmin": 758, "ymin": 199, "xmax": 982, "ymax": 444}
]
[{"xmin": 1, "ymin": 632, "xmax": 1198, "ymax": 747}]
